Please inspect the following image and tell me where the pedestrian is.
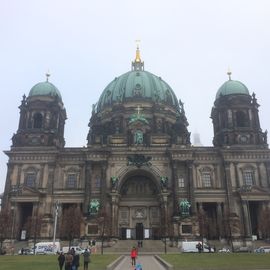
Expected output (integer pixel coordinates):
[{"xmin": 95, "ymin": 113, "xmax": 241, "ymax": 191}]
[
  {"xmin": 135, "ymin": 262, "xmax": 142, "ymax": 270},
  {"xmin": 72, "ymin": 252, "xmax": 80, "ymax": 270},
  {"xmin": 83, "ymin": 248, "xmax": 91, "ymax": 270},
  {"xmin": 196, "ymin": 242, "xmax": 202, "ymax": 253},
  {"xmin": 58, "ymin": 252, "xmax": 65, "ymax": 270},
  {"xmin": 130, "ymin": 246, "xmax": 138, "ymax": 266},
  {"xmin": 65, "ymin": 251, "xmax": 73, "ymax": 270}
]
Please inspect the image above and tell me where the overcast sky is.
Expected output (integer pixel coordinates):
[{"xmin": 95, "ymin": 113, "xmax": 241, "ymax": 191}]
[{"xmin": 1, "ymin": 0, "xmax": 270, "ymax": 193}]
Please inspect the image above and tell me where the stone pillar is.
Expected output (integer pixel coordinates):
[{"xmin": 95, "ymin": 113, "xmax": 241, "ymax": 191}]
[
  {"xmin": 111, "ymin": 194, "xmax": 119, "ymax": 237},
  {"xmin": 265, "ymin": 162, "xmax": 270, "ymax": 187},
  {"xmin": 84, "ymin": 161, "xmax": 92, "ymax": 214},
  {"xmin": 187, "ymin": 161, "xmax": 196, "ymax": 214},
  {"xmin": 198, "ymin": 202, "xmax": 203, "ymax": 212},
  {"xmin": 217, "ymin": 202, "xmax": 223, "ymax": 238},
  {"xmin": 101, "ymin": 162, "xmax": 107, "ymax": 205},
  {"xmin": 242, "ymin": 201, "xmax": 252, "ymax": 237},
  {"xmin": 160, "ymin": 193, "xmax": 169, "ymax": 235},
  {"xmin": 224, "ymin": 162, "xmax": 234, "ymax": 213},
  {"xmin": 256, "ymin": 162, "xmax": 262, "ymax": 186},
  {"xmin": 172, "ymin": 161, "xmax": 178, "ymax": 215},
  {"xmin": 233, "ymin": 163, "xmax": 240, "ymax": 188}
]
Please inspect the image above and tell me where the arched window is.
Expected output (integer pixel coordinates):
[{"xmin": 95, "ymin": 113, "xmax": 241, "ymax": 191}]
[
  {"xmin": 243, "ymin": 169, "xmax": 255, "ymax": 186},
  {"xmin": 33, "ymin": 113, "xmax": 43, "ymax": 128},
  {"xmin": 24, "ymin": 167, "xmax": 38, "ymax": 188},
  {"xmin": 200, "ymin": 167, "xmax": 213, "ymax": 188},
  {"xmin": 236, "ymin": 111, "xmax": 249, "ymax": 127},
  {"xmin": 66, "ymin": 173, "xmax": 77, "ymax": 188}
]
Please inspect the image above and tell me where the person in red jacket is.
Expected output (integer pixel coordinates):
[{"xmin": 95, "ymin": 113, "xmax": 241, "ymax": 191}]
[{"xmin": 130, "ymin": 246, "xmax": 138, "ymax": 266}]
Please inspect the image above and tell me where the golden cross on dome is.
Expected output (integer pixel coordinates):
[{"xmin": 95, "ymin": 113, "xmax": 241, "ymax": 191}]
[
  {"xmin": 227, "ymin": 67, "xmax": 232, "ymax": 80},
  {"xmin": 135, "ymin": 39, "xmax": 141, "ymax": 62},
  {"xmin": 46, "ymin": 70, "xmax": 51, "ymax": 82}
]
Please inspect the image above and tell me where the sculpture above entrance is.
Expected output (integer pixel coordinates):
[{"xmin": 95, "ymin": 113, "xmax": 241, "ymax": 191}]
[{"xmin": 127, "ymin": 154, "xmax": 152, "ymax": 168}]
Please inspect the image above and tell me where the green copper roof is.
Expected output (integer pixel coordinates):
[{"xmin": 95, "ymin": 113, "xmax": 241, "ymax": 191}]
[
  {"xmin": 216, "ymin": 79, "xmax": 249, "ymax": 99},
  {"xmin": 29, "ymin": 81, "xmax": 62, "ymax": 99},
  {"xmin": 96, "ymin": 70, "xmax": 179, "ymax": 112}
]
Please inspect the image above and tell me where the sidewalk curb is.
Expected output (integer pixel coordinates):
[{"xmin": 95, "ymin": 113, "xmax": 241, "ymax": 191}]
[
  {"xmin": 106, "ymin": 255, "xmax": 125, "ymax": 270},
  {"xmin": 154, "ymin": 255, "xmax": 174, "ymax": 270}
]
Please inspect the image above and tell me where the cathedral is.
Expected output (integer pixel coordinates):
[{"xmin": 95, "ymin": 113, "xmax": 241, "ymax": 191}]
[{"xmin": 2, "ymin": 47, "xmax": 270, "ymax": 246}]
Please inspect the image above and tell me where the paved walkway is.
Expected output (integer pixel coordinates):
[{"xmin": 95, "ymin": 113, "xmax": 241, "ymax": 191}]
[{"xmin": 113, "ymin": 255, "xmax": 166, "ymax": 270}]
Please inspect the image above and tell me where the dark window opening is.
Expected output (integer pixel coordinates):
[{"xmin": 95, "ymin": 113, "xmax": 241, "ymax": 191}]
[
  {"xmin": 25, "ymin": 173, "xmax": 36, "ymax": 187},
  {"xmin": 33, "ymin": 113, "xmax": 43, "ymax": 128},
  {"xmin": 66, "ymin": 174, "xmax": 77, "ymax": 188},
  {"xmin": 236, "ymin": 111, "xmax": 249, "ymax": 127},
  {"xmin": 182, "ymin": 225, "xmax": 192, "ymax": 234}
]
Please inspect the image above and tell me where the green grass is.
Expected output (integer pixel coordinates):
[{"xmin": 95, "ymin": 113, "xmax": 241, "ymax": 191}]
[
  {"xmin": 0, "ymin": 254, "xmax": 119, "ymax": 270},
  {"xmin": 160, "ymin": 253, "xmax": 270, "ymax": 270},
  {"xmin": 2, "ymin": 253, "xmax": 270, "ymax": 270}
]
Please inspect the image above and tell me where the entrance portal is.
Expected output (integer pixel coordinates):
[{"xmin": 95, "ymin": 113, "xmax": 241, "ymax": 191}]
[
  {"xmin": 136, "ymin": 223, "xmax": 144, "ymax": 240},
  {"xmin": 118, "ymin": 173, "xmax": 161, "ymax": 239}
]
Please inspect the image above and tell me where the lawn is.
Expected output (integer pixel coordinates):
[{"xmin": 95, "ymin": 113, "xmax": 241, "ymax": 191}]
[
  {"xmin": 161, "ymin": 253, "xmax": 270, "ymax": 270},
  {"xmin": 0, "ymin": 254, "xmax": 119, "ymax": 270}
]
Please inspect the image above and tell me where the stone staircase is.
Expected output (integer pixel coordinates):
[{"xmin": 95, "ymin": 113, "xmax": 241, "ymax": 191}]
[{"xmin": 103, "ymin": 239, "xmax": 179, "ymax": 254}]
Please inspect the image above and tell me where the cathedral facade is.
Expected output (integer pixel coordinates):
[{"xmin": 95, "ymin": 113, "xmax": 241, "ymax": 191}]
[{"xmin": 3, "ymin": 48, "xmax": 270, "ymax": 245}]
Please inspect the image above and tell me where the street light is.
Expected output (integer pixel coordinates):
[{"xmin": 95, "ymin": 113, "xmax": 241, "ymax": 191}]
[{"xmin": 53, "ymin": 201, "xmax": 59, "ymax": 253}]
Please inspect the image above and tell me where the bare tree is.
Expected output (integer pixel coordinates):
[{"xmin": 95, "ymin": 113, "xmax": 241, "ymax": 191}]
[
  {"xmin": 60, "ymin": 205, "xmax": 84, "ymax": 247},
  {"xmin": 94, "ymin": 208, "xmax": 112, "ymax": 255},
  {"xmin": 23, "ymin": 215, "xmax": 42, "ymax": 240},
  {"xmin": 0, "ymin": 208, "xmax": 12, "ymax": 248}
]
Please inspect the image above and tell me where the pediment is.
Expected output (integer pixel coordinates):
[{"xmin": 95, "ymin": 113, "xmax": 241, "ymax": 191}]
[
  {"xmin": 239, "ymin": 185, "xmax": 270, "ymax": 200},
  {"xmin": 21, "ymin": 186, "xmax": 43, "ymax": 196}
]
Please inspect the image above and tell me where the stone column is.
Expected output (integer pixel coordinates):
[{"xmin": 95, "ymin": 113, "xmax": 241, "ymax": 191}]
[
  {"xmin": 256, "ymin": 162, "xmax": 262, "ymax": 186},
  {"xmin": 160, "ymin": 193, "xmax": 169, "ymax": 236},
  {"xmin": 242, "ymin": 201, "xmax": 252, "ymax": 237},
  {"xmin": 172, "ymin": 161, "xmax": 178, "ymax": 215},
  {"xmin": 217, "ymin": 202, "xmax": 223, "ymax": 238},
  {"xmin": 111, "ymin": 194, "xmax": 119, "ymax": 237},
  {"xmin": 187, "ymin": 161, "xmax": 196, "ymax": 214},
  {"xmin": 265, "ymin": 162, "xmax": 270, "ymax": 187},
  {"xmin": 84, "ymin": 161, "xmax": 92, "ymax": 214},
  {"xmin": 224, "ymin": 162, "xmax": 234, "ymax": 213},
  {"xmin": 101, "ymin": 162, "xmax": 107, "ymax": 205},
  {"xmin": 233, "ymin": 163, "xmax": 240, "ymax": 188}
]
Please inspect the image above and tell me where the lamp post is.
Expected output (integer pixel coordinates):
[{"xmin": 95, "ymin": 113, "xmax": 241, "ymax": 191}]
[{"xmin": 53, "ymin": 200, "xmax": 59, "ymax": 253}]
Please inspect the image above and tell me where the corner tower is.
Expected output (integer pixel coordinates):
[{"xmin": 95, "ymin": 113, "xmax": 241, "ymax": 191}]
[
  {"xmin": 211, "ymin": 71, "xmax": 267, "ymax": 147},
  {"xmin": 12, "ymin": 74, "xmax": 67, "ymax": 148}
]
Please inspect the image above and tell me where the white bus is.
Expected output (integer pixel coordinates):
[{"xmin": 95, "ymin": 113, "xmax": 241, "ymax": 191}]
[{"xmin": 35, "ymin": 241, "xmax": 61, "ymax": 254}]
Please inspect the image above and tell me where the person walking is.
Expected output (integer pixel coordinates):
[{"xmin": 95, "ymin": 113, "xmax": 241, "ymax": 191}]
[
  {"xmin": 130, "ymin": 246, "xmax": 138, "ymax": 266},
  {"xmin": 83, "ymin": 248, "xmax": 91, "ymax": 270},
  {"xmin": 65, "ymin": 251, "xmax": 74, "ymax": 270},
  {"xmin": 135, "ymin": 262, "xmax": 142, "ymax": 270},
  {"xmin": 72, "ymin": 252, "xmax": 80, "ymax": 270},
  {"xmin": 58, "ymin": 252, "xmax": 65, "ymax": 270},
  {"xmin": 196, "ymin": 242, "xmax": 203, "ymax": 253}
]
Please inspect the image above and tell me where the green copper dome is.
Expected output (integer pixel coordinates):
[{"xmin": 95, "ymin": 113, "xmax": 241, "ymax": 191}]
[
  {"xmin": 216, "ymin": 79, "xmax": 249, "ymax": 100},
  {"xmin": 29, "ymin": 81, "xmax": 62, "ymax": 99},
  {"xmin": 96, "ymin": 70, "xmax": 179, "ymax": 112}
]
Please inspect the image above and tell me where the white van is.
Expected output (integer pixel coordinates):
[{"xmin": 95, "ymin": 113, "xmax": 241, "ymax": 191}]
[
  {"xmin": 62, "ymin": 246, "xmax": 85, "ymax": 255},
  {"xmin": 180, "ymin": 241, "xmax": 214, "ymax": 253},
  {"xmin": 35, "ymin": 241, "xmax": 61, "ymax": 254}
]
